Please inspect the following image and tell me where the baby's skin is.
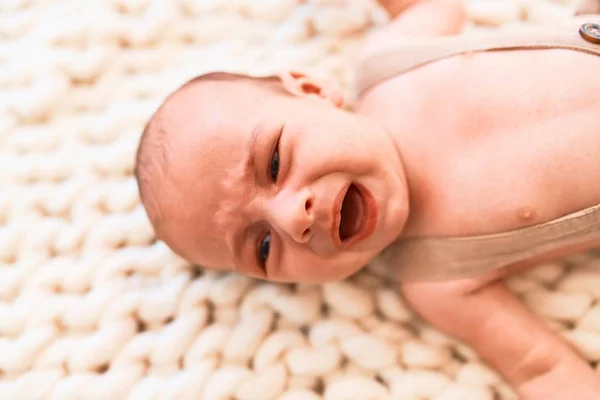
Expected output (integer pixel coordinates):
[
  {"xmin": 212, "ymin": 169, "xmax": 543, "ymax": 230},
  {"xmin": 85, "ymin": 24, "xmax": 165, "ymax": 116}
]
[{"xmin": 135, "ymin": 0, "xmax": 600, "ymax": 398}]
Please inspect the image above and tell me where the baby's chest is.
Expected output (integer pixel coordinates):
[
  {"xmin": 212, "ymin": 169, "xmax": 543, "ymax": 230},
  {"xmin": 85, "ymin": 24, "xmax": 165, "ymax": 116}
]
[
  {"xmin": 359, "ymin": 50, "xmax": 600, "ymax": 236},
  {"xmin": 418, "ymin": 128, "xmax": 600, "ymax": 238}
]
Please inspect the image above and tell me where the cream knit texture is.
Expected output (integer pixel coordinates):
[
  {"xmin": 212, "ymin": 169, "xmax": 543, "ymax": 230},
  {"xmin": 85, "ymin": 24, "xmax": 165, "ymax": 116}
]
[{"xmin": 1, "ymin": 0, "xmax": 598, "ymax": 399}]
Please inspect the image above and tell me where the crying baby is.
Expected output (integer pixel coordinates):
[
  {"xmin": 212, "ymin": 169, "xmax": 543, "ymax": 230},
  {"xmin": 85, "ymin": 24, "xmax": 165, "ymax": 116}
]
[{"xmin": 135, "ymin": 0, "xmax": 600, "ymax": 398}]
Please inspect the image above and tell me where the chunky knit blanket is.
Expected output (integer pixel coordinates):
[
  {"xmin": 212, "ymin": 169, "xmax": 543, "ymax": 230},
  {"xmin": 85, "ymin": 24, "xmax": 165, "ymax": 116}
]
[{"xmin": 1, "ymin": 0, "xmax": 599, "ymax": 399}]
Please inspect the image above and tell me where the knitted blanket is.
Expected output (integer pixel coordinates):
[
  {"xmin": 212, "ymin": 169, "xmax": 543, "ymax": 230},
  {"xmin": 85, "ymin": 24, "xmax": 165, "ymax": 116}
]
[{"xmin": 1, "ymin": 0, "xmax": 599, "ymax": 399}]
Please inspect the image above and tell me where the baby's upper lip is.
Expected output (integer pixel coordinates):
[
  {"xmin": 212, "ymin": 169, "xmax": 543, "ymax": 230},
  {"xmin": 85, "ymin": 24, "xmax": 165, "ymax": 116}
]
[{"xmin": 331, "ymin": 184, "xmax": 349, "ymax": 247}]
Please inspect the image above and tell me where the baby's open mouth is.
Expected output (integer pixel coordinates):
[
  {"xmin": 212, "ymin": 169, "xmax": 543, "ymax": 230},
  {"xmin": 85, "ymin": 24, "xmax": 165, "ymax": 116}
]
[{"xmin": 339, "ymin": 183, "xmax": 365, "ymax": 242}]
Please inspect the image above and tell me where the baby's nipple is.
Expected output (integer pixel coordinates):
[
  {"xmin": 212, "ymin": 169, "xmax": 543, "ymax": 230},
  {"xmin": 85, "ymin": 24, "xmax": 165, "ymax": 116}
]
[{"xmin": 516, "ymin": 207, "xmax": 537, "ymax": 224}]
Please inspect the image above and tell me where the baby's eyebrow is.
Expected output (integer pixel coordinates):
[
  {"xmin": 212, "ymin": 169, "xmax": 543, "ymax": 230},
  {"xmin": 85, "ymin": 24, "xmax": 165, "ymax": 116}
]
[{"xmin": 244, "ymin": 124, "xmax": 261, "ymax": 178}]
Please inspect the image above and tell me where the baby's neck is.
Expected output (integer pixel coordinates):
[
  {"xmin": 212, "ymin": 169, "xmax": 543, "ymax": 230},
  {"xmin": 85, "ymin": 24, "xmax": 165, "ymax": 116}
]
[
  {"xmin": 392, "ymin": 132, "xmax": 444, "ymax": 238},
  {"xmin": 357, "ymin": 106, "xmax": 455, "ymax": 238}
]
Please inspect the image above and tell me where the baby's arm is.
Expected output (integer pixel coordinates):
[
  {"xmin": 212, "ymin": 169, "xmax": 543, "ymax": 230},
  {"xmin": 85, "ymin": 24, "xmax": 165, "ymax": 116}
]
[
  {"xmin": 401, "ymin": 277, "xmax": 600, "ymax": 399},
  {"xmin": 374, "ymin": 0, "xmax": 467, "ymax": 38},
  {"xmin": 361, "ymin": 0, "xmax": 466, "ymax": 59}
]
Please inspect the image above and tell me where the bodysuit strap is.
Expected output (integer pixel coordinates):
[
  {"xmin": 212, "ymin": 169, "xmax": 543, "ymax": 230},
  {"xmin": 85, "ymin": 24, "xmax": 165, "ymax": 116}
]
[
  {"xmin": 375, "ymin": 203, "xmax": 600, "ymax": 281},
  {"xmin": 356, "ymin": 16, "xmax": 600, "ymax": 96}
]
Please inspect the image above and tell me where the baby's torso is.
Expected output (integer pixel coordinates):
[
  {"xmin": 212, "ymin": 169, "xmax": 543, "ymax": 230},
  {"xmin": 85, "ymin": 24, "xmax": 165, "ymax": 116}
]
[{"xmin": 356, "ymin": 22, "xmax": 600, "ymax": 242}]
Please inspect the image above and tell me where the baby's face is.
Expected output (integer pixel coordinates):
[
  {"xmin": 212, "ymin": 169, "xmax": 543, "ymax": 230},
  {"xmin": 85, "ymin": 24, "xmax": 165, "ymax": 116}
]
[{"xmin": 154, "ymin": 77, "xmax": 410, "ymax": 283}]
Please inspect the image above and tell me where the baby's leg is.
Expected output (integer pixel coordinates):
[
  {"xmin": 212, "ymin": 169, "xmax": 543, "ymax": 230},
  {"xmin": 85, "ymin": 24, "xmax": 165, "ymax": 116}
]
[{"xmin": 400, "ymin": 277, "xmax": 600, "ymax": 399}]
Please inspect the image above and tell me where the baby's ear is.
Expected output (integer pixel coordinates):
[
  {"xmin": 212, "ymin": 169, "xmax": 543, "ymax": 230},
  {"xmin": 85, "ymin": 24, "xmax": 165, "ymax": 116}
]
[{"xmin": 278, "ymin": 71, "xmax": 344, "ymax": 108}]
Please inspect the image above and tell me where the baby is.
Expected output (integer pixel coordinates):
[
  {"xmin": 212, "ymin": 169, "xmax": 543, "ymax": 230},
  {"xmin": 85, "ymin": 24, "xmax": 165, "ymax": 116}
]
[{"xmin": 135, "ymin": 0, "xmax": 600, "ymax": 398}]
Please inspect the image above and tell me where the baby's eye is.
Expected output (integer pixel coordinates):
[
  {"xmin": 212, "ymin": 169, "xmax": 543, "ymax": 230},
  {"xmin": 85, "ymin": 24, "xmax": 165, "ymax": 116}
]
[
  {"xmin": 270, "ymin": 144, "xmax": 280, "ymax": 182},
  {"xmin": 258, "ymin": 232, "xmax": 271, "ymax": 268}
]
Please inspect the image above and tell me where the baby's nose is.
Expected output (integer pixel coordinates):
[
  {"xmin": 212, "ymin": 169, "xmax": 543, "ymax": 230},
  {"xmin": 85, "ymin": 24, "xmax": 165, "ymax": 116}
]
[{"xmin": 269, "ymin": 188, "xmax": 314, "ymax": 243}]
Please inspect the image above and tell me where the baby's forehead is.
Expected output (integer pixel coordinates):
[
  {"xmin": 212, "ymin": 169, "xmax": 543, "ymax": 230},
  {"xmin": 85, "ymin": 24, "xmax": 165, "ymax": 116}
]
[
  {"xmin": 156, "ymin": 147, "xmax": 249, "ymax": 262},
  {"xmin": 158, "ymin": 97, "xmax": 257, "ymax": 234},
  {"xmin": 160, "ymin": 144, "xmax": 253, "ymax": 270}
]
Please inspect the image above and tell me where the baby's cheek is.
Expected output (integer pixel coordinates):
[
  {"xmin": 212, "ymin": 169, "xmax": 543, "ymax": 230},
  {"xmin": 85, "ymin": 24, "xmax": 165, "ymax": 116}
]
[{"xmin": 276, "ymin": 253, "xmax": 332, "ymax": 283}]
